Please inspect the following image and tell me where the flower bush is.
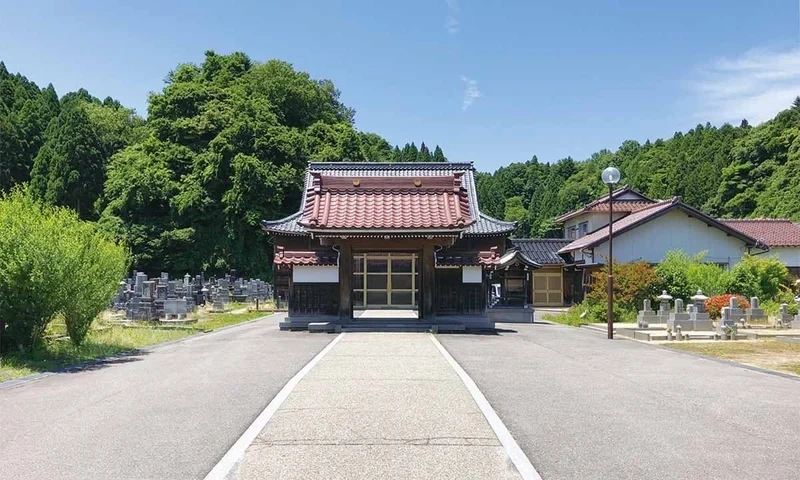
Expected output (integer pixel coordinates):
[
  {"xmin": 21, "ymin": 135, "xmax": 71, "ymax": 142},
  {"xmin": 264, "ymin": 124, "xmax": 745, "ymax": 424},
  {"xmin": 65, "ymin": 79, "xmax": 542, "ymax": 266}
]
[{"xmin": 705, "ymin": 294, "xmax": 750, "ymax": 320}]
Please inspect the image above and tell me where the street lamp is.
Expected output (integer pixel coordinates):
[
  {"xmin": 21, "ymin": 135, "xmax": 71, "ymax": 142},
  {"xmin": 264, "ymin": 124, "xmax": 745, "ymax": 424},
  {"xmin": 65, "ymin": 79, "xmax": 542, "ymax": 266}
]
[{"xmin": 601, "ymin": 166, "xmax": 621, "ymax": 339}]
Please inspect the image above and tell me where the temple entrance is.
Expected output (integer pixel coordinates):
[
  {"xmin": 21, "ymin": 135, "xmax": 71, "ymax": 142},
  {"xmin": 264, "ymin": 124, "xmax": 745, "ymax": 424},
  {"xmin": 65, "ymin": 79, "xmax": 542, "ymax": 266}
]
[{"xmin": 352, "ymin": 253, "xmax": 419, "ymax": 319}]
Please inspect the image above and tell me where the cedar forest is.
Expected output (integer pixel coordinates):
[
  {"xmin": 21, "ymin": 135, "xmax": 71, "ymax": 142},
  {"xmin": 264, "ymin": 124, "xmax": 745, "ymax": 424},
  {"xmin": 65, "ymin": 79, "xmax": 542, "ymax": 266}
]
[{"xmin": 3, "ymin": 51, "xmax": 800, "ymax": 278}]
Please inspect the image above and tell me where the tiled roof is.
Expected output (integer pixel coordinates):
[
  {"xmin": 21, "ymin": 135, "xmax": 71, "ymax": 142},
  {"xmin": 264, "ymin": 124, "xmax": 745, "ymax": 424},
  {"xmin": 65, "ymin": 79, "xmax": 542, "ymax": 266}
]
[
  {"xmin": 262, "ymin": 162, "xmax": 515, "ymax": 236},
  {"xmin": 298, "ymin": 173, "xmax": 473, "ymax": 230},
  {"xmin": 497, "ymin": 249, "xmax": 542, "ymax": 269},
  {"xmin": 511, "ymin": 239, "xmax": 573, "ymax": 265},
  {"xmin": 261, "ymin": 212, "xmax": 305, "ymax": 235},
  {"xmin": 585, "ymin": 201, "xmax": 654, "ymax": 213},
  {"xmin": 553, "ymin": 186, "xmax": 655, "ymax": 223},
  {"xmin": 558, "ymin": 198, "xmax": 759, "ymax": 253},
  {"xmin": 273, "ymin": 247, "xmax": 338, "ymax": 267},
  {"xmin": 719, "ymin": 219, "xmax": 800, "ymax": 247},
  {"xmin": 436, "ymin": 249, "xmax": 501, "ymax": 266}
]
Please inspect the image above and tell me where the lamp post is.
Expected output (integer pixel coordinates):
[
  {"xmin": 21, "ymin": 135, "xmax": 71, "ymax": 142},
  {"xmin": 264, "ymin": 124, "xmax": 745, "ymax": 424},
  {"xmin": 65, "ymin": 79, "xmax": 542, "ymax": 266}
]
[{"xmin": 601, "ymin": 166, "xmax": 621, "ymax": 339}]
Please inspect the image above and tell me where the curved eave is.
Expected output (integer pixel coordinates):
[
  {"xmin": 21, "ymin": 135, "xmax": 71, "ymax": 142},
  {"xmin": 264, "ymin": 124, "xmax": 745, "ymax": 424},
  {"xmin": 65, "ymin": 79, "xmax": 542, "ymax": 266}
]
[{"xmin": 497, "ymin": 250, "xmax": 542, "ymax": 269}]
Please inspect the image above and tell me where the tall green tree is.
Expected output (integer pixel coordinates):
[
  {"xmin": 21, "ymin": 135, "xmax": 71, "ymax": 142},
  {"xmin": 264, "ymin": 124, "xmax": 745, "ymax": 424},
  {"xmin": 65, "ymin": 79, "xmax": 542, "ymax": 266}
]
[{"xmin": 30, "ymin": 104, "xmax": 105, "ymax": 218}]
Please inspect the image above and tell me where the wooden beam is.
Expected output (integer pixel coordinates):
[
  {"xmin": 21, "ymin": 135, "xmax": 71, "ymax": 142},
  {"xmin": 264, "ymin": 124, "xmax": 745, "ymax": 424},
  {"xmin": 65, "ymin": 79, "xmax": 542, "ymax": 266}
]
[
  {"xmin": 338, "ymin": 242, "xmax": 353, "ymax": 321},
  {"xmin": 421, "ymin": 244, "xmax": 435, "ymax": 320}
]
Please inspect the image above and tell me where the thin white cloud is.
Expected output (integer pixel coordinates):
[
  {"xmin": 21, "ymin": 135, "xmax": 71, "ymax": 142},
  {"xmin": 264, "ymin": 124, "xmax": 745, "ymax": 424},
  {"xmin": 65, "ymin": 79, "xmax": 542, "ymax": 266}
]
[
  {"xmin": 445, "ymin": 0, "xmax": 459, "ymax": 34},
  {"xmin": 460, "ymin": 75, "xmax": 481, "ymax": 110},
  {"xmin": 690, "ymin": 47, "xmax": 800, "ymax": 125}
]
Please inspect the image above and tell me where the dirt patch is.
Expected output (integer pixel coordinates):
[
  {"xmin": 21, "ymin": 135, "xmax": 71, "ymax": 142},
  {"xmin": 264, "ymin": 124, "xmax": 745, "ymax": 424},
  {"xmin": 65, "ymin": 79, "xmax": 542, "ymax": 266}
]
[{"xmin": 667, "ymin": 339, "xmax": 800, "ymax": 376}]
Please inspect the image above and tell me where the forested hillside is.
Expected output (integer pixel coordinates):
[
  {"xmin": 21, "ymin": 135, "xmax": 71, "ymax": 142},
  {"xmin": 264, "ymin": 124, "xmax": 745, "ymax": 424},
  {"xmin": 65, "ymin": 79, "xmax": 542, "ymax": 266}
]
[
  {"xmin": 3, "ymin": 50, "xmax": 800, "ymax": 274},
  {"xmin": 0, "ymin": 52, "xmax": 447, "ymax": 276},
  {"xmin": 477, "ymin": 105, "xmax": 800, "ymax": 238}
]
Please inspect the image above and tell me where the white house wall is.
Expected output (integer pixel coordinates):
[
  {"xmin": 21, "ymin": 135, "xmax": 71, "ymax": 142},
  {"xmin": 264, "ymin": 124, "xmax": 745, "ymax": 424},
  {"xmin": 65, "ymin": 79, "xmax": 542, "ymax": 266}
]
[
  {"xmin": 769, "ymin": 247, "xmax": 800, "ymax": 268},
  {"xmin": 565, "ymin": 212, "xmax": 627, "ymax": 236},
  {"xmin": 592, "ymin": 210, "xmax": 749, "ymax": 265}
]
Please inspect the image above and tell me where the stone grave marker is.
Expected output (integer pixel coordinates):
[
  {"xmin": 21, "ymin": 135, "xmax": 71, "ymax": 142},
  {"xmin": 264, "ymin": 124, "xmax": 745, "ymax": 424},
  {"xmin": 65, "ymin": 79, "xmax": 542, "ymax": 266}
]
[{"xmin": 637, "ymin": 299, "xmax": 660, "ymax": 329}]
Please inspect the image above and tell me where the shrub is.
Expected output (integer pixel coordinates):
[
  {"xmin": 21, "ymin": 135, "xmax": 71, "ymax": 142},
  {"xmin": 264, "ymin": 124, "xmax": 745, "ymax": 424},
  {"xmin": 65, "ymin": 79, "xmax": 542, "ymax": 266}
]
[
  {"xmin": 61, "ymin": 222, "xmax": 129, "ymax": 346},
  {"xmin": 0, "ymin": 188, "xmax": 129, "ymax": 351},
  {"xmin": 705, "ymin": 294, "xmax": 750, "ymax": 320},
  {"xmin": 586, "ymin": 259, "xmax": 660, "ymax": 313},
  {"xmin": 655, "ymin": 250, "xmax": 730, "ymax": 300},
  {"xmin": 726, "ymin": 254, "xmax": 789, "ymax": 300}
]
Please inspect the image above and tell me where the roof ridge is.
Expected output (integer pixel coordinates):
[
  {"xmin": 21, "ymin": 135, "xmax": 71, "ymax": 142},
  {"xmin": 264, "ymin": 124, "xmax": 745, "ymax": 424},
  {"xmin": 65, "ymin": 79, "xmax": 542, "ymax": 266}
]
[{"xmin": 720, "ymin": 218, "xmax": 793, "ymax": 222}]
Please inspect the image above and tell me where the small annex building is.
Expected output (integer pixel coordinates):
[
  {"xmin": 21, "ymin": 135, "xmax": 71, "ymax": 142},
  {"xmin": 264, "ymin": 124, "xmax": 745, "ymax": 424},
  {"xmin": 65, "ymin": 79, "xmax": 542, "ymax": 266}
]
[{"xmin": 262, "ymin": 162, "xmax": 523, "ymax": 330}]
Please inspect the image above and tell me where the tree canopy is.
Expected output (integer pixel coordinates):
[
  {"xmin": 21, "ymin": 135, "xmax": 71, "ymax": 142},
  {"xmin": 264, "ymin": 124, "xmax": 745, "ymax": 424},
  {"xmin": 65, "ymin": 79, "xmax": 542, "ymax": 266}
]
[{"xmin": 0, "ymin": 53, "xmax": 449, "ymax": 277}]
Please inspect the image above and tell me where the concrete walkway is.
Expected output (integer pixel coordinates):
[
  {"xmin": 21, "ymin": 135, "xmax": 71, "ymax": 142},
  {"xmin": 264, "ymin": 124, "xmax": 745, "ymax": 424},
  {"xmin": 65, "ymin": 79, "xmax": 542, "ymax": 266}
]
[{"xmin": 232, "ymin": 333, "xmax": 523, "ymax": 480}]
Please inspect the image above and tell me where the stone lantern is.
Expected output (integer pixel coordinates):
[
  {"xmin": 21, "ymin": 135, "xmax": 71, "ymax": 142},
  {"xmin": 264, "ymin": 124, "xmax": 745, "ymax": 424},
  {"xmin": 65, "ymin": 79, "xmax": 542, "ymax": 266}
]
[
  {"xmin": 657, "ymin": 290, "xmax": 673, "ymax": 316},
  {"xmin": 690, "ymin": 289, "xmax": 709, "ymax": 314}
]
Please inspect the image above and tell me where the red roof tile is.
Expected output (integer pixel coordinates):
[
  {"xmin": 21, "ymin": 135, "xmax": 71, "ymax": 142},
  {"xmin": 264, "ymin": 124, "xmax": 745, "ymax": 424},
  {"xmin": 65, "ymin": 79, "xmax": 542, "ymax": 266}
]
[
  {"xmin": 558, "ymin": 198, "xmax": 759, "ymax": 254},
  {"xmin": 719, "ymin": 219, "xmax": 800, "ymax": 247},
  {"xmin": 554, "ymin": 186, "xmax": 655, "ymax": 223},
  {"xmin": 273, "ymin": 247, "xmax": 338, "ymax": 267},
  {"xmin": 586, "ymin": 201, "xmax": 654, "ymax": 213},
  {"xmin": 298, "ymin": 173, "xmax": 473, "ymax": 230}
]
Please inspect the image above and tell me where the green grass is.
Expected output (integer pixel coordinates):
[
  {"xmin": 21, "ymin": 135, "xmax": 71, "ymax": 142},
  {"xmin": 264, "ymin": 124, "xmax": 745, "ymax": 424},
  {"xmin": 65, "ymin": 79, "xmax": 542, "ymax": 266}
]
[
  {"xmin": 0, "ymin": 310, "xmax": 269, "ymax": 383},
  {"xmin": 543, "ymin": 309, "xmax": 585, "ymax": 327}
]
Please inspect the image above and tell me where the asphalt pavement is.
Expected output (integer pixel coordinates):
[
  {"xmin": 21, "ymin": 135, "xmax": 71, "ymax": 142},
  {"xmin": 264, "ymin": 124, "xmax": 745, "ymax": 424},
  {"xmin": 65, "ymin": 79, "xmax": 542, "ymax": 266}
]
[
  {"xmin": 0, "ymin": 314, "xmax": 334, "ymax": 480},
  {"xmin": 235, "ymin": 333, "xmax": 523, "ymax": 480},
  {"xmin": 438, "ymin": 318, "xmax": 800, "ymax": 480}
]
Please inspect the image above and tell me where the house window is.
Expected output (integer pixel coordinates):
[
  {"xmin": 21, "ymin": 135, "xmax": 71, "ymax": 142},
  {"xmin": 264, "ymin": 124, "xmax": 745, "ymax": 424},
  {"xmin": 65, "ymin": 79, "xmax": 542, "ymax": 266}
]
[
  {"xmin": 568, "ymin": 227, "xmax": 577, "ymax": 239},
  {"xmin": 578, "ymin": 222, "xmax": 588, "ymax": 238}
]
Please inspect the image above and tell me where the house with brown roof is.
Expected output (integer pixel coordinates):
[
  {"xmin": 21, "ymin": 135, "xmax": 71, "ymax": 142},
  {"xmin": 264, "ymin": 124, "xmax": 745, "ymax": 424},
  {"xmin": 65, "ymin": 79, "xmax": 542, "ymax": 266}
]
[
  {"xmin": 535, "ymin": 186, "xmax": 791, "ymax": 305},
  {"xmin": 262, "ymin": 162, "xmax": 524, "ymax": 330},
  {"xmin": 719, "ymin": 219, "xmax": 800, "ymax": 276}
]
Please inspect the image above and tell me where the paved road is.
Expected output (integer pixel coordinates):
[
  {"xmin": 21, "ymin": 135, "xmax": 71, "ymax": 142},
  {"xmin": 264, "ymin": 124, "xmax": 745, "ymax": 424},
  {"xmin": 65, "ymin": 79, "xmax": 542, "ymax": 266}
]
[
  {"xmin": 0, "ymin": 314, "xmax": 334, "ymax": 480},
  {"xmin": 236, "ymin": 333, "xmax": 522, "ymax": 480},
  {"xmin": 438, "ymin": 319, "xmax": 800, "ymax": 480}
]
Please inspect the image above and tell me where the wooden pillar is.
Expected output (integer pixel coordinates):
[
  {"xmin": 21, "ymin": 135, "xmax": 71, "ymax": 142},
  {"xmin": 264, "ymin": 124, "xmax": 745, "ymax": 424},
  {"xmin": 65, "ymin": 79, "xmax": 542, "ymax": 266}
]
[
  {"xmin": 338, "ymin": 242, "xmax": 353, "ymax": 321},
  {"xmin": 421, "ymin": 244, "xmax": 435, "ymax": 321}
]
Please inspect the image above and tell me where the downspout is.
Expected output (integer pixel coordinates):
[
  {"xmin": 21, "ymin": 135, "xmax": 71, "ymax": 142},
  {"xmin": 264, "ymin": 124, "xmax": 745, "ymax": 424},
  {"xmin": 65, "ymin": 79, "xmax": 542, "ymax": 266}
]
[{"xmin": 331, "ymin": 244, "xmax": 341, "ymax": 267}]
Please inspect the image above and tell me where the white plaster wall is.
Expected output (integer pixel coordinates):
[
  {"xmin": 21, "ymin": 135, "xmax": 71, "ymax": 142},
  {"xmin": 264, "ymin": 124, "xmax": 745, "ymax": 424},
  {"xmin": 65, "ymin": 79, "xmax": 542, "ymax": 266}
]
[
  {"xmin": 769, "ymin": 247, "xmax": 800, "ymax": 267},
  {"xmin": 293, "ymin": 266, "xmax": 339, "ymax": 283},
  {"xmin": 592, "ymin": 210, "xmax": 749, "ymax": 265},
  {"xmin": 462, "ymin": 266, "xmax": 482, "ymax": 283},
  {"xmin": 564, "ymin": 212, "xmax": 626, "ymax": 236}
]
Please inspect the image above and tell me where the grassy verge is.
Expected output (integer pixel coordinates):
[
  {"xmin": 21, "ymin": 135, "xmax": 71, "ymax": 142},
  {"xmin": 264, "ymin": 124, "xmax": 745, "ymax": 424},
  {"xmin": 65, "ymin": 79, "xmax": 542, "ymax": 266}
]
[
  {"xmin": 543, "ymin": 308, "xmax": 585, "ymax": 327},
  {"xmin": 666, "ymin": 339, "xmax": 800, "ymax": 376},
  {"xmin": 0, "ymin": 310, "xmax": 269, "ymax": 383}
]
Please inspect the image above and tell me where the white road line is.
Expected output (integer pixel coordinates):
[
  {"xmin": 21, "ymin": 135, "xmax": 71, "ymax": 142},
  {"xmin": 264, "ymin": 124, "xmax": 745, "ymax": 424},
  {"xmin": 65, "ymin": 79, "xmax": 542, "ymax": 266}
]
[
  {"xmin": 204, "ymin": 332, "xmax": 345, "ymax": 480},
  {"xmin": 429, "ymin": 334, "xmax": 542, "ymax": 480}
]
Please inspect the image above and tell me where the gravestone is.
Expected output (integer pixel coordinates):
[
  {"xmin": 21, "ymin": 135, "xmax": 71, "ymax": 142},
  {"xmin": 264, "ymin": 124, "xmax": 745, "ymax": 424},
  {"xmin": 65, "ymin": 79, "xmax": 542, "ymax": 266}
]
[
  {"xmin": 793, "ymin": 311, "xmax": 800, "ymax": 330},
  {"xmin": 668, "ymin": 298, "xmax": 692, "ymax": 331},
  {"xmin": 161, "ymin": 272, "xmax": 169, "ymax": 282},
  {"xmin": 134, "ymin": 272, "xmax": 146, "ymax": 296},
  {"xmin": 745, "ymin": 296, "xmax": 765, "ymax": 323},
  {"xmin": 167, "ymin": 281, "xmax": 177, "ymax": 299},
  {"xmin": 716, "ymin": 307, "xmax": 738, "ymax": 338},
  {"xmin": 184, "ymin": 273, "xmax": 191, "ymax": 287},
  {"xmin": 218, "ymin": 279, "xmax": 231, "ymax": 305},
  {"xmin": 777, "ymin": 304, "xmax": 794, "ymax": 329},
  {"xmin": 163, "ymin": 298, "xmax": 188, "ymax": 318},
  {"xmin": 637, "ymin": 299, "xmax": 660, "ymax": 329}
]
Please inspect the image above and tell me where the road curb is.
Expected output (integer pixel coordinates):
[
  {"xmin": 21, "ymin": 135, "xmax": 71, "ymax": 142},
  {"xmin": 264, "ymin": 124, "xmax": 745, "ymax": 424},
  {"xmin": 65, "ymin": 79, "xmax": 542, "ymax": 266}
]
[
  {"xmin": 430, "ymin": 334, "xmax": 542, "ymax": 480},
  {"xmin": 204, "ymin": 332, "xmax": 344, "ymax": 480},
  {"xmin": 0, "ymin": 313, "xmax": 280, "ymax": 391}
]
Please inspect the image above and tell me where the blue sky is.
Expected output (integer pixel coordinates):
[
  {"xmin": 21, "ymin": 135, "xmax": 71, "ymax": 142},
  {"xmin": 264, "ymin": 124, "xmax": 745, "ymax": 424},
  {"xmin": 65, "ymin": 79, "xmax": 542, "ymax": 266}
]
[{"xmin": 1, "ymin": 1, "xmax": 799, "ymax": 172}]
